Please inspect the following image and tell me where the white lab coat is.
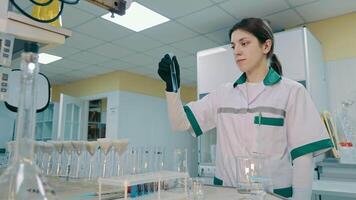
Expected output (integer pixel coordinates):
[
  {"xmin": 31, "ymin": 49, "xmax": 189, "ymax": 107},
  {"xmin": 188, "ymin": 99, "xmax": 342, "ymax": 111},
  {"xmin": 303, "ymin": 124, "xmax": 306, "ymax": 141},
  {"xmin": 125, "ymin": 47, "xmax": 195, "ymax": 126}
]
[{"xmin": 182, "ymin": 67, "xmax": 333, "ymax": 198}]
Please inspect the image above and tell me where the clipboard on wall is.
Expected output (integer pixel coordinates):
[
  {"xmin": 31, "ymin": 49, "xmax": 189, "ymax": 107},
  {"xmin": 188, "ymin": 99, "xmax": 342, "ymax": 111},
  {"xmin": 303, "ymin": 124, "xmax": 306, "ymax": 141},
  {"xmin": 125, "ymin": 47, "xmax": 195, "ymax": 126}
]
[{"xmin": 321, "ymin": 111, "xmax": 341, "ymax": 159}]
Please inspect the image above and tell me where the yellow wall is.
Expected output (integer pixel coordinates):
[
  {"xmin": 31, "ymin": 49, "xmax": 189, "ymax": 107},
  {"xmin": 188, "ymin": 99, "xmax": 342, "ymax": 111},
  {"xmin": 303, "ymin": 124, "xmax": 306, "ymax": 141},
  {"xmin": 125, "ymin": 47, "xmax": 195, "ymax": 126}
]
[
  {"xmin": 52, "ymin": 70, "xmax": 196, "ymax": 102},
  {"xmin": 306, "ymin": 12, "xmax": 356, "ymax": 61}
]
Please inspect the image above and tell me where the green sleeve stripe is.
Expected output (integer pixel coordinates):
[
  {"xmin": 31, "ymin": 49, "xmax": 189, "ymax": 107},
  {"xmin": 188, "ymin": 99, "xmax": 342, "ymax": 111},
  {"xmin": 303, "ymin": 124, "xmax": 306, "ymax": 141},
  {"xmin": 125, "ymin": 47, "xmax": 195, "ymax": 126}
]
[
  {"xmin": 254, "ymin": 116, "xmax": 284, "ymax": 126},
  {"xmin": 291, "ymin": 139, "xmax": 334, "ymax": 161},
  {"xmin": 213, "ymin": 176, "xmax": 223, "ymax": 186},
  {"xmin": 183, "ymin": 105, "xmax": 203, "ymax": 137},
  {"xmin": 273, "ymin": 186, "xmax": 293, "ymax": 198}
]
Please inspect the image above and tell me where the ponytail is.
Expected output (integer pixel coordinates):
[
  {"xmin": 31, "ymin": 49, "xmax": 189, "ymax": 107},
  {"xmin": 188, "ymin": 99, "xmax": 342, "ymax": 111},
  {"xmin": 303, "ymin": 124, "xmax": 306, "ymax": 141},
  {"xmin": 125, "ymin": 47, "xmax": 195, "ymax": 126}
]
[{"xmin": 270, "ymin": 54, "xmax": 282, "ymax": 75}]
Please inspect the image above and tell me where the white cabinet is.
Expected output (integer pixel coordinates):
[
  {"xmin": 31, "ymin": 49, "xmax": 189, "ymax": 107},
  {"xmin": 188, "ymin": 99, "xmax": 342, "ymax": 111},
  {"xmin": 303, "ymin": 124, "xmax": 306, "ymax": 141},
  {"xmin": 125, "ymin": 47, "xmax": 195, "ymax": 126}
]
[{"xmin": 35, "ymin": 103, "xmax": 58, "ymax": 141}]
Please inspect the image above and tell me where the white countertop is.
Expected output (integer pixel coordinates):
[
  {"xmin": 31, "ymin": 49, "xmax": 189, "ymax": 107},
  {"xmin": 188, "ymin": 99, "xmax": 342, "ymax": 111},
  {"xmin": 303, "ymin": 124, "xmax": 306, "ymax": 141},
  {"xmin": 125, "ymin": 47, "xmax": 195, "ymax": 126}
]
[{"xmin": 313, "ymin": 180, "xmax": 356, "ymax": 198}]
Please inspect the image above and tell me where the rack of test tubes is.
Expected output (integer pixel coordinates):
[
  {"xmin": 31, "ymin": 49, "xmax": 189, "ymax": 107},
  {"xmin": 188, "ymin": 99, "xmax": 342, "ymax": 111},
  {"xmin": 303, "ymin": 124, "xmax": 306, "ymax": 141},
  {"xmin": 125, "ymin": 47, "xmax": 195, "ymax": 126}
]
[{"xmin": 98, "ymin": 170, "xmax": 189, "ymax": 200}]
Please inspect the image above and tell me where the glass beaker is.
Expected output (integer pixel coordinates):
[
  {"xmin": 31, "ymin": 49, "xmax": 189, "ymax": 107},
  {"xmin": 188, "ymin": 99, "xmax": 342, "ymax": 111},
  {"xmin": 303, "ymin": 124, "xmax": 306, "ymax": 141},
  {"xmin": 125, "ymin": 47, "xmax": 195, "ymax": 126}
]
[
  {"xmin": 173, "ymin": 148, "xmax": 188, "ymax": 173},
  {"xmin": 235, "ymin": 154, "xmax": 272, "ymax": 200},
  {"xmin": 187, "ymin": 178, "xmax": 204, "ymax": 200}
]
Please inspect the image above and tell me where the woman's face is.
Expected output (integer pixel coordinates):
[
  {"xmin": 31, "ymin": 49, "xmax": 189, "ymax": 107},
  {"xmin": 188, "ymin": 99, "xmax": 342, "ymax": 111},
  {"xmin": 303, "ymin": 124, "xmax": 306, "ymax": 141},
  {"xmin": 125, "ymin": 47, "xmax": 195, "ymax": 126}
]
[{"xmin": 230, "ymin": 29, "xmax": 270, "ymax": 73}]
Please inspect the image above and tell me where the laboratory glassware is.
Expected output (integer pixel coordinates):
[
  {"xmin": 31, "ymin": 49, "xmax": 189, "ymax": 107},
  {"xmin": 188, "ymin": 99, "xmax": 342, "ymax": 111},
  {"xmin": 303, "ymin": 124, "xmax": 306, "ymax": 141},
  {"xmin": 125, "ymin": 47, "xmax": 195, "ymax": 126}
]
[
  {"xmin": 235, "ymin": 154, "xmax": 272, "ymax": 200},
  {"xmin": 0, "ymin": 42, "xmax": 57, "ymax": 199},
  {"xmin": 112, "ymin": 139, "xmax": 129, "ymax": 176},
  {"xmin": 71, "ymin": 141, "xmax": 84, "ymax": 178},
  {"xmin": 187, "ymin": 178, "xmax": 204, "ymax": 200},
  {"xmin": 168, "ymin": 53, "xmax": 178, "ymax": 92},
  {"xmin": 51, "ymin": 141, "xmax": 64, "ymax": 176},
  {"xmin": 97, "ymin": 138, "xmax": 113, "ymax": 177},
  {"xmin": 173, "ymin": 148, "xmax": 188, "ymax": 173},
  {"xmin": 42, "ymin": 142, "xmax": 54, "ymax": 175},
  {"xmin": 63, "ymin": 141, "xmax": 74, "ymax": 178},
  {"xmin": 85, "ymin": 141, "xmax": 98, "ymax": 180}
]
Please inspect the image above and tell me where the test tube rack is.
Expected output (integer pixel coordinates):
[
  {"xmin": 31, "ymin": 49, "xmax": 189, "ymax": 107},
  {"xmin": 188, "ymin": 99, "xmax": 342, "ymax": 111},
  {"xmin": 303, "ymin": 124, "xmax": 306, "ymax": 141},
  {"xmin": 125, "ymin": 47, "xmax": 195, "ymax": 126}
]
[{"xmin": 98, "ymin": 170, "xmax": 189, "ymax": 200}]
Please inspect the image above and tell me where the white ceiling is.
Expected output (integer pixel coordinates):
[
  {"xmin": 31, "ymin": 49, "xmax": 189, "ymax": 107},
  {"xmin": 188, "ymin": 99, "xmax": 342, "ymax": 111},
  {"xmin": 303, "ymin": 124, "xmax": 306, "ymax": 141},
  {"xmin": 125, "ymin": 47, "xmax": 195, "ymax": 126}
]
[{"xmin": 12, "ymin": 0, "xmax": 356, "ymax": 86}]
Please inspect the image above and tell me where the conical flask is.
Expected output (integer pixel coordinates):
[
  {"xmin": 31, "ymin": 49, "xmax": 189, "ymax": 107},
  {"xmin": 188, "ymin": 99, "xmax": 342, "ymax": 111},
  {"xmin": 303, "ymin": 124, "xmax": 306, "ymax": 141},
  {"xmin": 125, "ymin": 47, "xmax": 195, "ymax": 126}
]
[{"xmin": 0, "ymin": 42, "xmax": 57, "ymax": 199}]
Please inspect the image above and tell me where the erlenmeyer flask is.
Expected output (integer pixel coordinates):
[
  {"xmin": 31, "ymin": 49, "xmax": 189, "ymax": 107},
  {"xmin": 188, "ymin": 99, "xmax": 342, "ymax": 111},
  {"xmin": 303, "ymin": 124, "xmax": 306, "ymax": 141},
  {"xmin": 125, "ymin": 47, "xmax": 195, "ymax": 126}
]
[{"xmin": 0, "ymin": 42, "xmax": 57, "ymax": 199}]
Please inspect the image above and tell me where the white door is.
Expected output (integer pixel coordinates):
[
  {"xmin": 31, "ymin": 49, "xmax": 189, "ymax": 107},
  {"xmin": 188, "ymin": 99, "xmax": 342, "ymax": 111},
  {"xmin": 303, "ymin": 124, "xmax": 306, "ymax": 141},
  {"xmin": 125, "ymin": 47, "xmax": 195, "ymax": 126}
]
[{"xmin": 57, "ymin": 94, "xmax": 86, "ymax": 140}]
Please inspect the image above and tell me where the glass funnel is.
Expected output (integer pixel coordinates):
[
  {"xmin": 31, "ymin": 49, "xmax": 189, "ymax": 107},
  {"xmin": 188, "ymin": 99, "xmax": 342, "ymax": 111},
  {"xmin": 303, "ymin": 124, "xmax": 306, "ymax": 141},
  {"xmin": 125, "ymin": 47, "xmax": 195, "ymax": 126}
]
[
  {"xmin": 85, "ymin": 141, "xmax": 98, "ymax": 180},
  {"xmin": 97, "ymin": 138, "xmax": 112, "ymax": 177},
  {"xmin": 0, "ymin": 42, "xmax": 57, "ymax": 199},
  {"xmin": 112, "ymin": 139, "xmax": 129, "ymax": 176},
  {"xmin": 50, "ymin": 141, "xmax": 64, "ymax": 176},
  {"xmin": 62, "ymin": 141, "xmax": 74, "ymax": 178},
  {"xmin": 71, "ymin": 141, "xmax": 84, "ymax": 178}
]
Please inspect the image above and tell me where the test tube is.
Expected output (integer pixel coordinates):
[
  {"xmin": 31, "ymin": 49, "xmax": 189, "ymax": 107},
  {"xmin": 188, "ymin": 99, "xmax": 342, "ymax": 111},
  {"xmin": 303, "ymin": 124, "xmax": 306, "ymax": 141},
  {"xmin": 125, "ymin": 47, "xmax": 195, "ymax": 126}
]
[{"xmin": 168, "ymin": 53, "xmax": 178, "ymax": 92}]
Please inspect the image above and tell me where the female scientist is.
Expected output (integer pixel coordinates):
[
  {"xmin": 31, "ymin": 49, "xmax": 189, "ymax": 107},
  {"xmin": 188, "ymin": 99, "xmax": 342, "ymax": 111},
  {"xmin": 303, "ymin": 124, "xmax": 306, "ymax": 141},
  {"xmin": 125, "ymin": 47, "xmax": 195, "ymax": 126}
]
[{"xmin": 157, "ymin": 18, "xmax": 333, "ymax": 200}]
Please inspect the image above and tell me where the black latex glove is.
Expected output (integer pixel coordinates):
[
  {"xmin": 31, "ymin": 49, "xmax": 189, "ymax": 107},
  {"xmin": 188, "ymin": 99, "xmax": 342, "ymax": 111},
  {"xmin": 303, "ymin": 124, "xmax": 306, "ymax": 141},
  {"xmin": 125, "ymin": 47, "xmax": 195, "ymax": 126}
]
[{"xmin": 158, "ymin": 54, "xmax": 180, "ymax": 92}]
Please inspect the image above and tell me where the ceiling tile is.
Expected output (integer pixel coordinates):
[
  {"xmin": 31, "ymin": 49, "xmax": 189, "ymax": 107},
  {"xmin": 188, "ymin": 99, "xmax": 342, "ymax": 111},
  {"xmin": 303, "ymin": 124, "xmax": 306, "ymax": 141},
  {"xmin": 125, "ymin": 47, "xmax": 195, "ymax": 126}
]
[
  {"xmin": 43, "ymin": 45, "xmax": 81, "ymax": 58},
  {"xmin": 220, "ymin": 0, "xmax": 289, "ymax": 18},
  {"xmin": 296, "ymin": 0, "xmax": 356, "ymax": 22},
  {"xmin": 50, "ymin": 79, "xmax": 66, "ymax": 85},
  {"xmin": 210, "ymin": 0, "xmax": 229, "ymax": 3},
  {"xmin": 74, "ymin": 18, "xmax": 134, "ymax": 41},
  {"xmin": 41, "ymin": 65, "xmax": 73, "ymax": 74},
  {"xmin": 177, "ymin": 6, "xmax": 236, "ymax": 34},
  {"xmin": 66, "ymin": 51, "xmax": 111, "ymax": 65},
  {"xmin": 50, "ymin": 58, "xmax": 89, "ymax": 70},
  {"xmin": 171, "ymin": 36, "xmax": 219, "ymax": 54},
  {"xmin": 120, "ymin": 53, "xmax": 158, "ymax": 67},
  {"xmin": 123, "ymin": 66, "xmax": 151, "ymax": 75},
  {"xmin": 62, "ymin": 6, "xmax": 96, "ymax": 29},
  {"xmin": 68, "ymin": 70, "xmax": 98, "ymax": 78},
  {"xmin": 144, "ymin": 45, "xmax": 191, "ymax": 60},
  {"xmin": 205, "ymin": 27, "xmax": 231, "ymax": 45},
  {"xmin": 137, "ymin": 0, "xmax": 213, "ymax": 18},
  {"xmin": 88, "ymin": 43, "xmax": 136, "ymax": 59},
  {"xmin": 73, "ymin": 0, "xmax": 108, "ymax": 16},
  {"xmin": 40, "ymin": 71, "xmax": 60, "ymax": 79},
  {"xmin": 113, "ymin": 34, "xmax": 164, "ymax": 52},
  {"xmin": 81, "ymin": 65, "xmax": 117, "ymax": 75},
  {"xmin": 287, "ymin": 0, "xmax": 319, "ymax": 7},
  {"xmin": 265, "ymin": 9, "xmax": 304, "ymax": 31},
  {"xmin": 178, "ymin": 55, "xmax": 197, "ymax": 69},
  {"xmin": 181, "ymin": 68, "xmax": 197, "ymax": 81},
  {"xmin": 98, "ymin": 59, "xmax": 135, "ymax": 70},
  {"xmin": 64, "ymin": 31, "xmax": 105, "ymax": 50},
  {"xmin": 141, "ymin": 21, "xmax": 198, "ymax": 44}
]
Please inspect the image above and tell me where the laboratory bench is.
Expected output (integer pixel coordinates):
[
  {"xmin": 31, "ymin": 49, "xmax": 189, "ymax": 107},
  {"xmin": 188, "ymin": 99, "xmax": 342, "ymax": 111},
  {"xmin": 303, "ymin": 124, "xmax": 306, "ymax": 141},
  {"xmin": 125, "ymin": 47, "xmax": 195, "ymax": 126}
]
[
  {"xmin": 21, "ymin": 176, "xmax": 287, "ymax": 200},
  {"xmin": 313, "ymin": 158, "xmax": 356, "ymax": 200}
]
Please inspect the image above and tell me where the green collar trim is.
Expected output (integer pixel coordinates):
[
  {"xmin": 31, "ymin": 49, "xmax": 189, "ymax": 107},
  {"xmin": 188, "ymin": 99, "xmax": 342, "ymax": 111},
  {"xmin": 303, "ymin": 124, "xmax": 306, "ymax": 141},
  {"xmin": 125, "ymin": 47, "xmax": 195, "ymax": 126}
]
[{"xmin": 233, "ymin": 67, "xmax": 281, "ymax": 87}]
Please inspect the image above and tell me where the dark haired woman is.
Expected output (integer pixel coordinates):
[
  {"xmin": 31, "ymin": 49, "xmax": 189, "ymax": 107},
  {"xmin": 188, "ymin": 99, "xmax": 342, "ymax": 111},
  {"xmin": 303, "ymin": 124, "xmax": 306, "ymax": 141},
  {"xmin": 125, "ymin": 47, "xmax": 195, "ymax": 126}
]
[{"xmin": 158, "ymin": 18, "xmax": 333, "ymax": 199}]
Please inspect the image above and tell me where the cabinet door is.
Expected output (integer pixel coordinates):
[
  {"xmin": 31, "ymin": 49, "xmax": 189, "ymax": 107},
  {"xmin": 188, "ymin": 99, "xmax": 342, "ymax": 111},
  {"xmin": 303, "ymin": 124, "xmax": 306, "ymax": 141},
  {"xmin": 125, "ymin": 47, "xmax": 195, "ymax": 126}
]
[{"xmin": 57, "ymin": 94, "xmax": 85, "ymax": 140}]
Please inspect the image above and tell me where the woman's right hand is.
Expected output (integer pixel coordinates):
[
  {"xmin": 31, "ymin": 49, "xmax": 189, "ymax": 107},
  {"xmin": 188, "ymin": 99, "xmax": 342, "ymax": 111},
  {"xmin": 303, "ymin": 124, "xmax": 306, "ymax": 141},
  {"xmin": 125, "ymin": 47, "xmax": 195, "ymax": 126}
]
[{"xmin": 158, "ymin": 54, "xmax": 180, "ymax": 92}]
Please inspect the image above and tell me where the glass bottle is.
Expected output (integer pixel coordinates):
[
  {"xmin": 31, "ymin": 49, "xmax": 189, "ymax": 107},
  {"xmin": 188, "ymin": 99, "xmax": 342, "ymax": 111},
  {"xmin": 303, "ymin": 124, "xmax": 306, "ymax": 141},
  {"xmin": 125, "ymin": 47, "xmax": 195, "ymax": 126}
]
[{"xmin": 0, "ymin": 42, "xmax": 57, "ymax": 199}]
